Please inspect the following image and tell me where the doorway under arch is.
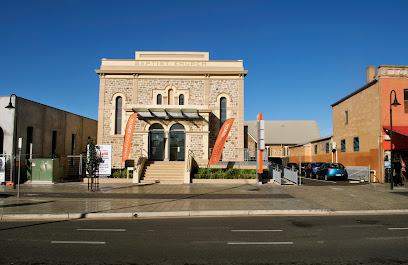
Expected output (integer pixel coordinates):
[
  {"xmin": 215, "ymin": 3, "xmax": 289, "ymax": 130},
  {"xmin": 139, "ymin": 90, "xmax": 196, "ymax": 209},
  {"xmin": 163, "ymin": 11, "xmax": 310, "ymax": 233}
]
[
  {"xmin": 169, "ymin": 123, "xmax": 185, "ymax": 161},
  {"xmin": 149, "ymin": 123, "xmax": 165, "ymax": 161}
]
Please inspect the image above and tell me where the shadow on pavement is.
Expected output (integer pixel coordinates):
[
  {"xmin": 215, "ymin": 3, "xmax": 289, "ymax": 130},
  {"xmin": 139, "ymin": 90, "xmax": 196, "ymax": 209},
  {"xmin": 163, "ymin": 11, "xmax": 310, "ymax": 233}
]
[{"xmin": 0, "ymin": 200, "xmax": 55, "ymax": 208}]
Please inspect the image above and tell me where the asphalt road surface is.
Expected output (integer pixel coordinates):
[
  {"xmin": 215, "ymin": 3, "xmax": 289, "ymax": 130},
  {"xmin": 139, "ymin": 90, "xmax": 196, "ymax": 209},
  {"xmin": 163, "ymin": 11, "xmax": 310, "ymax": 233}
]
[{"xmin": 1, "ymin": 215, "xmax": 408, "ymax": 264}]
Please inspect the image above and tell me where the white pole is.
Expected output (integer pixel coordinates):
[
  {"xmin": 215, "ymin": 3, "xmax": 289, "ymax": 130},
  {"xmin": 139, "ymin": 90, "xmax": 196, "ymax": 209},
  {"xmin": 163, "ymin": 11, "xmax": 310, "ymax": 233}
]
[{"xmin": 17, "ymin": 138, "xmax": 22, "ymax": 198}]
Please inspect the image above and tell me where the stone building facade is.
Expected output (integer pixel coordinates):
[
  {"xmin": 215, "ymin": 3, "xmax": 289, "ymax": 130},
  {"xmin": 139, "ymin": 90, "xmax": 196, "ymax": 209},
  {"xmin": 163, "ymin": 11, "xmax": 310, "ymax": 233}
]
[{"xmin": 96, "ymin": 52, "xmax": 247, "ymax": 169}]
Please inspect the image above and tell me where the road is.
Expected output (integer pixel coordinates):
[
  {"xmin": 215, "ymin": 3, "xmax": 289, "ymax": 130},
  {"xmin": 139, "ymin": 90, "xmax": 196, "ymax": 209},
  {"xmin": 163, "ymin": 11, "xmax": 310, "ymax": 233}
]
[{"xmin": 1, "ymin": 215, "xmax": 408, "ymax": 264}]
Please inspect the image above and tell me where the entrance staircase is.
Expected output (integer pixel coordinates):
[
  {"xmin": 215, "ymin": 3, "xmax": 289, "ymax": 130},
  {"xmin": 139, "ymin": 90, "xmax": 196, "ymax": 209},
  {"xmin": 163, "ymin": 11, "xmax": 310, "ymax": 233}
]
[{"xmin": 140, "ymin": 161, "xmax": 185, "ymax": 184}]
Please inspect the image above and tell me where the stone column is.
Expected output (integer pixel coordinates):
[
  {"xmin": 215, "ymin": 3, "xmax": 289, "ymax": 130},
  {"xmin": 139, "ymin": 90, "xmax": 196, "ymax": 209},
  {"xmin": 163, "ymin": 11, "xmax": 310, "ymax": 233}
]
[
  {"xmin": 164, "ymin": 131, "xmax": 169, "ymax": 161},
  {"xmin": 97, "ymin": 74, "xmax": 105, "ymax": 144}
]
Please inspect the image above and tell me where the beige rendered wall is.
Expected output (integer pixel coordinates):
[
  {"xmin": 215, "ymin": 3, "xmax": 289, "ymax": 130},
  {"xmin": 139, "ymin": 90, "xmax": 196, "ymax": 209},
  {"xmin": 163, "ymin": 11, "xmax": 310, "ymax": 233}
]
[
  {"xmin": 16, "ymin": 98, "xmax": 97, "ymax": 158},
  {"xmin": 332, "ymin": 82, "xmax": 382, "ymax": 180},
  {"xmin": 97, "ymin": 52, "xmax": 246, "ymax": 169}
]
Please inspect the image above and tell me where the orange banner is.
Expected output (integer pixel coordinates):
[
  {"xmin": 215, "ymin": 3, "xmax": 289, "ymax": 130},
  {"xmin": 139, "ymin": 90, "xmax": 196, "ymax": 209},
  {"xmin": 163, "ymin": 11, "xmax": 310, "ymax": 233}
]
[
  {"xmin": 122, "ymin": 113, "xmax": 138, "ymax": 162},
  {"xmin": 208, "ymin": 118, "xmax": 234, "ymax": 165}
]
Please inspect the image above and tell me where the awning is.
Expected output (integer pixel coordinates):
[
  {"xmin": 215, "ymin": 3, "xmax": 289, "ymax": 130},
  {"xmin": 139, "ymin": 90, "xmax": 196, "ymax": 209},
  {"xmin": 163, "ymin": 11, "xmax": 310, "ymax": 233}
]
[
  {"xmin": 166, "ymin": 108, "xmax": 184, "ymax": 118},
  {"xmin": 182, "ymin": 108, "xmax": 199, "ymax": 119},
  {"xmin": 149, "ymin": 108, "xmax": 167, "ymax": 118},
  {"xmin": 132, "ymin": 107, "xmax": 200, "ymax": 119},
  {"xmin": 383, "ymin": 126, "xmax": 408, "ymax": 138},
  {"xmin": 132, "ymin": 108, "xmax": 153, "ymax": 118}
]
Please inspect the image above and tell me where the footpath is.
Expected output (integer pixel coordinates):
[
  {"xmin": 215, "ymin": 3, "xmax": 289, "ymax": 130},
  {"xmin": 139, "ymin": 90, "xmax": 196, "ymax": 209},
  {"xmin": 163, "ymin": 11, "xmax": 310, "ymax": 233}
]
[{"xmin": 0, "ymin": 178, "xmax": 407, "ymax": 220}]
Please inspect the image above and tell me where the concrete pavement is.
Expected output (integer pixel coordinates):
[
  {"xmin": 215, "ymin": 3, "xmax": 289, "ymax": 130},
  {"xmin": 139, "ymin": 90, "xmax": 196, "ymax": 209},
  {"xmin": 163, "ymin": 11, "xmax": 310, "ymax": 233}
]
[{"xmin": 0, "ymin": 178, "xmax": 407, "ymax": 220}]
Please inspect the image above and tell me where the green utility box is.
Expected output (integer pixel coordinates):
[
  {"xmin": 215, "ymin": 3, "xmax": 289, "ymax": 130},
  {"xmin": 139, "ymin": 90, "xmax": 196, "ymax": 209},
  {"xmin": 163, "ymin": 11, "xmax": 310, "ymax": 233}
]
[{"xmin": 27, "ymin": 159, "xmax": 63, "ymax": 183}]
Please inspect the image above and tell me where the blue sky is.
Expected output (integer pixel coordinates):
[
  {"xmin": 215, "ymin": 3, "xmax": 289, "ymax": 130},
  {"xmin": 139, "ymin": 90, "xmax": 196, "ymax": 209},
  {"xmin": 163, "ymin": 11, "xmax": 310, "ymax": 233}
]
[{"xmin": 1, "ymin": 0, "xmax": 408, "ymax": 136}]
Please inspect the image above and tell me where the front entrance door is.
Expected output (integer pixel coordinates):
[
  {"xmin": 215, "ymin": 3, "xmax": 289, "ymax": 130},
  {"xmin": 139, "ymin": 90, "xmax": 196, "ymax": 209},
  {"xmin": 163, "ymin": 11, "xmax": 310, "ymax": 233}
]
[
  {"xmin": 169, "ymin": 124, "xmax": 185, "ymax": 161},
  {"xmin": 149, "ymin": 124, "xmax": 165, "ymax": 161}
]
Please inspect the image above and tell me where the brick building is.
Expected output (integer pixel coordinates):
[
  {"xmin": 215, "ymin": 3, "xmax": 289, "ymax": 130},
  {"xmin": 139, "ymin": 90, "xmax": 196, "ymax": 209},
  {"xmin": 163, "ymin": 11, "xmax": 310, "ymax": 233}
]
[
  {"xmin": 289, "ymin": 65, "xmax": 408, "ymax": 183},
  {"xmin": 96, "ymin": 52, "xmax": 246, "ymax": 183},
  {"xmin": 331, "ymin": 65, "xmax": 408, "ymax": 183}
]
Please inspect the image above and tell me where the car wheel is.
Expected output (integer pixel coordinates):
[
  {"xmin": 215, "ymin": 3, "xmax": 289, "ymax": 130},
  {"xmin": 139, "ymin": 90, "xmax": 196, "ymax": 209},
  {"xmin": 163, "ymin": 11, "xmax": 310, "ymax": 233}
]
[{"xmin": 324, "ymin": 174, "xmax": 328, "ymax": 181}]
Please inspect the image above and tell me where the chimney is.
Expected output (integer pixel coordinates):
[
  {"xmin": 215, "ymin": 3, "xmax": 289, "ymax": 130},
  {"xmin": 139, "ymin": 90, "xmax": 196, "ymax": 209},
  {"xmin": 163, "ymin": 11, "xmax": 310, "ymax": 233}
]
[{"xmin": 366, "ymin": 66, "xmax": 376, "ymax": 83}]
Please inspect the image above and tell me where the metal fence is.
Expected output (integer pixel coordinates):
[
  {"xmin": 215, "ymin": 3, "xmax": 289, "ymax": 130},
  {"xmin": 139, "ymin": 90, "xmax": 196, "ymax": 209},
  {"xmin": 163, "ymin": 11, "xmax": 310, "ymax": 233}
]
[
  {"xmin": 346, "ymin": 166, "xmax": 370, "ymax": 182},
  {"xmin": 283, "ymin": 167, "xmax": 298, "ymax": 184},
  {"xmin": 268, "ymin": 163, "xmax": 282, "ymax": 184},
  {"xmin": 66, "ymin": 155, "xmax": 84, "ymax": 181},
  {"xmin": 0, "ymin": 154, "xmax": 13, "ymax": 183}
]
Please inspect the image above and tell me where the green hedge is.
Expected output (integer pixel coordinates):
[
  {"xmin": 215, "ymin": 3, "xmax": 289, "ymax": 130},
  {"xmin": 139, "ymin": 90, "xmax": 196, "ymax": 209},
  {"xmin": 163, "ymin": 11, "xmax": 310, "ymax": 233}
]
[
  {"xmin": 112, "ymin": 169, "xmax": 133, "ymax": 178},
  {"xmin": 194, "ymin": 168, "xmax": 260, "ymax": 179}
]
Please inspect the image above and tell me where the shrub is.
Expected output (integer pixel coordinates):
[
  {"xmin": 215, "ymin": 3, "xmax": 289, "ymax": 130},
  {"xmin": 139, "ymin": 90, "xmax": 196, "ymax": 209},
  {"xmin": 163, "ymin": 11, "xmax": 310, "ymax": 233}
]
[
  {"xmin": 112, "ymin": 169, "xmax": 133, "ymax": 178},
  {"xmin": 193, "ymin": 168, "xmax": 259, "ymax": 179}
]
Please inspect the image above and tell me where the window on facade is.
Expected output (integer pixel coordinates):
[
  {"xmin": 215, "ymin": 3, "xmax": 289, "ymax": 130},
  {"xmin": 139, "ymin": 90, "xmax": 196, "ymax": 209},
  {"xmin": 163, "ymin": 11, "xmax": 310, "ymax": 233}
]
[
  {"xmin": 52, "ymin": 131, "xmax": 57, "ymax": 158},
  {"xmin": 345, "ymin": 110, "xmax": 348, "ymax": 124},
  {"xmin": 326, "ymin": 142, "xmax": 330, "ymax": 153},
  {"xmin": 115, "ymin": 96, "xmax": 122, "ymax": 134},
  {"xmin": 341, "ymin": 139, "xmax": 346, "ymax": 152},
  {"xmin": 179, "ymin": 94, "xmax": 184, "ymax": 105},
  {"xmin": 26, "ymin": 127, "xmax": 33, "ymax": 159},
  {"xmin": 157, "ymin": 94, "xmax": 162, "ymax": 105},
  {"xmin": 220, "ymin": 97, "xmax": 227, "ymax": 128},
  {"xmin": 168, "ymin": 89, "xmax": 173, "ymax": 105},
  {"xmin": 353, "ymin": 137, "xmax": 359, "ymax": 152},
  {"xmin": 70, "ymin": 134, "xmax": 76, "ymax": 166},
  {"xmin": 404, "ymin": 89, "xmax": 408, "ymax": 113},
  {"xmin": 314, "ymin": 144, "xmax": 317, "ymax": 154},
  {"xmin": 71, "ymin": 134, "xmax": 76, "ymax": 155}
]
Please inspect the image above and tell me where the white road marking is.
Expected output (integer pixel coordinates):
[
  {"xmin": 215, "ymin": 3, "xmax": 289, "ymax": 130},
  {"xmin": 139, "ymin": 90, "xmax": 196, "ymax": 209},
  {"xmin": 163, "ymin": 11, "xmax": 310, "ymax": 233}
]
[
  {"xmin": 228, "ymin": 242, "xmax": 293, "ymax": 245},
  {"xmin": 231, "ymin": 230, "xmax": 283, "ymax": 232},
  {"xmin": 51, "ymin": 241, "xmax": 106, "ymax": 244},
  {"xmin": 77, "ymin": 229, "xmax": 126, "ymax": 232},
  {"xmin": 388, "ymin": 227, "xmax": 408, "ymax": 230},
  {"xmin": 317, "ymin": 241, "xmax": 325, "ymax": 244},
  {"xmin": 302, "ymin": 177, "xmax": 336, "ymax": 183},
  {"xmin": 367, "ymin": 237, "xmax": 408, "ymax": 240},
  {"xmin": 340, "ymin": 225, "xmax": 383, "ymax": 228}
]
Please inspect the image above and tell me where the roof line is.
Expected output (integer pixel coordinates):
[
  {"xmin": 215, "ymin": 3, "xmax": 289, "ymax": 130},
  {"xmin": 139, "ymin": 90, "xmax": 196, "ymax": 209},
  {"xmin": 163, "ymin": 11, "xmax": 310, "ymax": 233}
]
[
  {"xmin": 4, "ymin": 96, "xmax": 97, "ymax": 122},
  {"xmin": 331, "ymin": 79, "xmax": 378, "ymax": 107}
]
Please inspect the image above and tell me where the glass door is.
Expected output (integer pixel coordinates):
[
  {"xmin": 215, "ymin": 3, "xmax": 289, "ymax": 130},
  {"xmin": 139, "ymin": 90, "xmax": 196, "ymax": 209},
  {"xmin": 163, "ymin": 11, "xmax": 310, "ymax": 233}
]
[{"xmin": 149, "ymin": 132, "xmax": 165, "ymax": 161}]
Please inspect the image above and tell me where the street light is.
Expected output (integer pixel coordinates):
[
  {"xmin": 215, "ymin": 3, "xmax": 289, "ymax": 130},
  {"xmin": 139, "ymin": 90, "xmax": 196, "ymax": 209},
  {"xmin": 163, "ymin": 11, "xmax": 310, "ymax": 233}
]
[
  {"xmin": 390, "ymin": 90, "xmax": 401, "ymax": 190},
  {"xmin": 5, "ymin": 94, "xmax": 17, "ymax": 189}
]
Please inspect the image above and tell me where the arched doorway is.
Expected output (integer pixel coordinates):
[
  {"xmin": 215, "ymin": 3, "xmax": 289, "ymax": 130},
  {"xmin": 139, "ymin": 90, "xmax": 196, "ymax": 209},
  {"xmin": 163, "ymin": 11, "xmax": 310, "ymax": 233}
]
[
  {"xmin": 0, "ymin": 127, "xmax": 3, "ymax": 154},
  {"xmin": 169, "ymin": 124, "xmax": 185, "ymax": 161},
  {"xmin": 149, "ymin": 123, "xmax": 165, "ymax": 161}
]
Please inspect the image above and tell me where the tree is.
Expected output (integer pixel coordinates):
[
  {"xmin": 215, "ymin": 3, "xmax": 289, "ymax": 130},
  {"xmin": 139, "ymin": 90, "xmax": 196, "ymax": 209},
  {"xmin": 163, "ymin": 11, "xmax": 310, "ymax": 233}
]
[{"xmin": 83, "ymin": 138, "xmax": 103, "ymax": 191}]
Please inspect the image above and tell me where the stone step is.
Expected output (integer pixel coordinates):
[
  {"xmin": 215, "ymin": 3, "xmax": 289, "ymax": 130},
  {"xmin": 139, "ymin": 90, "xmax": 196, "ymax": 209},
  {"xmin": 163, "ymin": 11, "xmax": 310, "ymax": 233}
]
[
  {"xmin": 142, "ymin": 175, "xmax": 184, "ymax": 180},
  {"xmin": 144, "ymin": 172, "xmax": 184, "ymax": 178},
  {"xmin": 140, "ymin": 179, "xmax": 184, "ymax": 184},
  {"xmin": 146, "ymin": 161, "xmax": 185, "ymax": 165},
  {"xmin": 145, "ymin": 165, "xmax": 185, "ymax": 169},
  {"xmin": 142, "ymin": 161, "xmax": 185, "ymax": 184}
]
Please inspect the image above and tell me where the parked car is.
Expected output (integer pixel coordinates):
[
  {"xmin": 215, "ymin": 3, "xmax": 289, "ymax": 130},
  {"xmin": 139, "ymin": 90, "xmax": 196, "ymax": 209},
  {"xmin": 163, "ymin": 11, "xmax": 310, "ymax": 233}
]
[
  {"xmin": 305, "ymin": 162, "xmax": 325, "ymax": 178},
  {"xmin": 316, "ymin": 163, "xmax": 348, "ymax": 181},
  {"xmin": 286, "ymin": 163, "xmax": 298, "ymax": 170},
  {"xmin": 300, "ymin": 162, "xmax": 311, "ymax": 176}
]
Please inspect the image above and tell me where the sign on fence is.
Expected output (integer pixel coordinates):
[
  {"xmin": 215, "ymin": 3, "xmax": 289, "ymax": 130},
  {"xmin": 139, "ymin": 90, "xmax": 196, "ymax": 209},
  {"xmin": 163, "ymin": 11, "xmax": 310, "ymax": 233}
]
[{"xmin": 97, "ymin": 145, "xmax": 112, "ymax": 176}]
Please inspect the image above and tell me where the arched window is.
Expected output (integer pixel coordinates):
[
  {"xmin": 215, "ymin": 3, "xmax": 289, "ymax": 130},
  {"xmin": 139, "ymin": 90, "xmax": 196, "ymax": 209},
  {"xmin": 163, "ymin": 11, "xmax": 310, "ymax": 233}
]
[
  {"xmin": 115, "ymin": 96, "xmax": 122, "ymax": 134},
  {"xmin": 220, "ymin": 97, "xmax": 227, "ymax": 128},
  {"xmin": 179, "ymin": 94, "xmax": 184, "ymax": 105},
  {"xmin": 157, "ymin": 94, "xmax": 162, "ymax": 105}
]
